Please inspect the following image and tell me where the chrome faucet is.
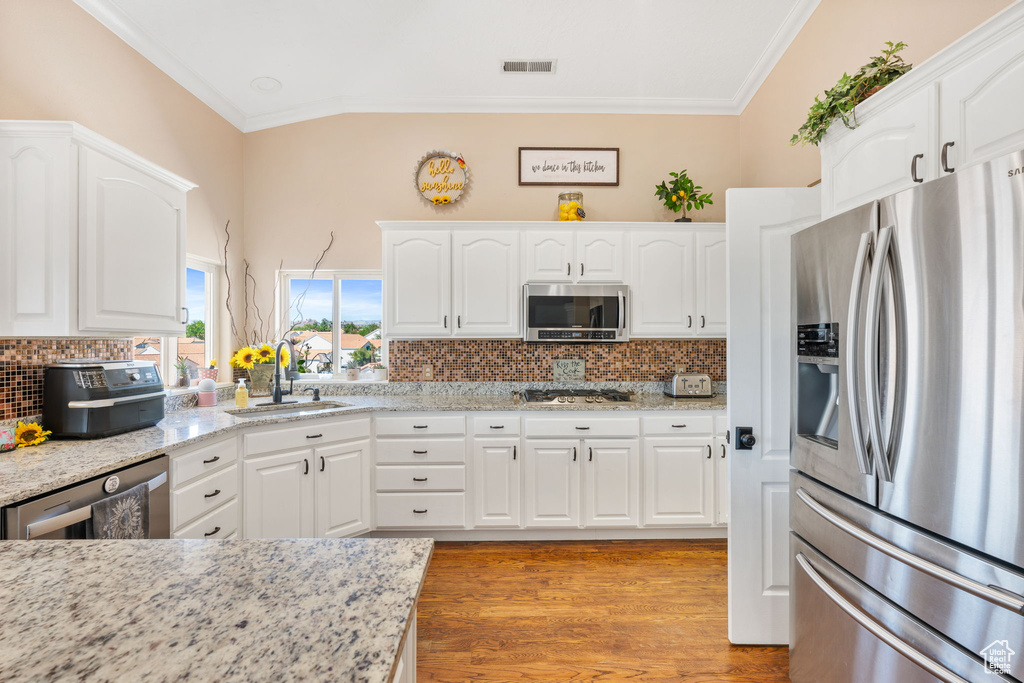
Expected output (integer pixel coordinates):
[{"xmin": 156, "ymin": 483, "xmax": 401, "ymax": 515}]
[{"xmin": 271, "ymin": 333, "xmax": 301, "ymax": 404}]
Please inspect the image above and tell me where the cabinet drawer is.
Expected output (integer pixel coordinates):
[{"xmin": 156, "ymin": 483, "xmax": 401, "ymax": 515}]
[
  {"xmin": 644, "ymin": 415, "xmax": 715, "ymax": 436},
  {"xmin": 375, "ymin": 415, "xmax": 466, "ymax": 437},
  {"xmin": 173, "ymin": 499, "xmax": 238, "ymax": 539},
  {"xmin": 171, "ymin": 465, "xmax": 238, "ymax": 529},
  {"xmin": 170, "ymin": 437, "xmax": 236, "ymax": 488},
  {"xmin": 472, "ymin": 415, "xmax": 521, "ymax": 436},
  {"xmin": 244, "ymin": 417, "xmax": 370, "ymax": 456},
  {"xmin": 524, "ymin": 416, "xmax": 640, "ymax": 438},
  {"xmin": 375, "ymin": 438, "xmax": 466, "ymax": 464},
  {"xmin": 376, "ymin": 465, "xmax": 466, "ymax": 492},
  {"xmin": 375, "ymin": 493, "xmax": 466, "ymax": 528}
]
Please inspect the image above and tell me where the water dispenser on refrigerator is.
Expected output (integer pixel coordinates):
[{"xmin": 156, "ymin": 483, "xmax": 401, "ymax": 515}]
[{"xmin": 796, "ymin": 323, "xmax": 840, "ymax": 447}]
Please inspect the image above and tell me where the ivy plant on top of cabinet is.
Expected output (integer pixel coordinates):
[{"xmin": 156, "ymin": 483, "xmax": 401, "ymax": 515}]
[{"xmin": 0, "ymin": 121, "xmax": 194, "ymax": 337}]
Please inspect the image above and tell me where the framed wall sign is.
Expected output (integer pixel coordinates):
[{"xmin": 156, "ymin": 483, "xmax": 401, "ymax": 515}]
[
  {"xmin": 416, "ymin": 150, "xmax": 470, "ymax": 204},
  {"xmin": 552, "ymin": 359, "xmax": 585, "ymax": 381},
  {"xmin": 518, "ymin": 147, "xmax": 619, "ymax": 186}
]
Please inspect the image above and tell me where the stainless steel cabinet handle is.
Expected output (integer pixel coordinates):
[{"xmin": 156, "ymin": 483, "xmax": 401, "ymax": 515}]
[
  {"xmin": 846, "ymin": 230, "xmax": 875, "ymax": 476},
  {"xmin": 306, "ymin": 433, "xmax": 323, "ymax": 439},
  {"xmin": 797, "ymin": 488, "xmax": 1024, "ymax": 614},
  {"xmin": 202, "ymin": 456, "xmax": 220, "ymax": 464},
  {"xmin": 413, "ymin": 509, "xmax": 428, "ymax": 514},
  {"xmin": 204, "ymin": 526, "xmax": 221, "ymax": 537},
  {"xmin": 181, "ymin": 307, "xmax": 189, "ymax": 324},
  {"xmin": 720, "ymin": 444, "xmax": 726, "ymax": 458},
  {"xmin": 700, "ymin": 315, "xmax": 706, "ymax": 328},
  {"xmin": 320, "ymin": 456, "xmax": 325, "ymax": 472},
  {"xmin": 941, "ymin": 141, "xmax": 955, "ymax": 173},
  {"xmin": 204, "ymin": 489, "xmax": 221, "ymax": 498},
  {"xmin": 910, "ymin": 153, "xmax": 924, "ymax": 183},
  {"xmin": 412, "ymin": 449, "xmax": 428, "ymax": 455},
  {"xmin": 795, "ymin": 553, "xmax": 970, "ymax": 683},
  {"xmin": 413, "ymin": 477, "xmax": 428, "ymax": 482}
]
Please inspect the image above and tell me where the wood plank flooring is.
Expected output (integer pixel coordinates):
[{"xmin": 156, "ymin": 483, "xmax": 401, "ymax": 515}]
[{"xmin": 416, "ymin": 540, "xmax": 789, "ymax": 681}]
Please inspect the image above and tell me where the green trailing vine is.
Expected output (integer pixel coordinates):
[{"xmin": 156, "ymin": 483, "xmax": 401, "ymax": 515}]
[{"xmin": 791, "ymin": 41, "xmax": 912, "ymax": 147}]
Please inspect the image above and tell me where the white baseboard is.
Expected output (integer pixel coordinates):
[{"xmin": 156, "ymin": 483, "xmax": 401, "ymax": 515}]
[{"xmin": 364, "ymin": 527, "xmax": 728, "ymax": 542}]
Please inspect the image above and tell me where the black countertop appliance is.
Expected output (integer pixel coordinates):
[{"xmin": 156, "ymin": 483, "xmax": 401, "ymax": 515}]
[{"xmin": 43, "ymin": 359, "xmax": 166, "ymax": 438}]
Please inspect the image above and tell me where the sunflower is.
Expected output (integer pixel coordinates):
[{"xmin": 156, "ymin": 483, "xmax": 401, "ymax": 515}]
[
  {"xmin": 231, "ymin": 346, "xmax": 258, "ymax": 370},
  {"xmin": 15, "ymin": 421, "xmax": 51, "ymax": 448},
  {"xmin": 278, "ymin": 346, "xmax": 290, "ymax": 368},
  {"xmin": 255, "ymin": 344, "xmax": 276, "ymax": 364}
]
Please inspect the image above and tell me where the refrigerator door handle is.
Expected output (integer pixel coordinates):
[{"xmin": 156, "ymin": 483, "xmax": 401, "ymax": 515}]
[
  {"xmin": 795, "ymin": 553, "xmax": 971, "ymax": 683},
  {"xmin": 864, "ymin": 224, "xmax": 896, "ymax": 482},
  {"xmin": 796, "ymin": 488, "xmax": 1024, "ymax": 614},
  {"xmin": 846, "ymin": 231, "xmax": 874, "ymax": 475}
]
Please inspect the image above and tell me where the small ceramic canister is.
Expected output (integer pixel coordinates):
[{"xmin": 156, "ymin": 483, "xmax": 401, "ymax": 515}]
[{"xmin": 0, "ymin": 426, "xmax": 15, "ymax": 452}]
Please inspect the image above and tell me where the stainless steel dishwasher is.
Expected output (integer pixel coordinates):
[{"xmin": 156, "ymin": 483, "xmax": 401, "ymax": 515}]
[{"xmin": 2, "ymin": 455, "xmax": 170, "ymax": 539}]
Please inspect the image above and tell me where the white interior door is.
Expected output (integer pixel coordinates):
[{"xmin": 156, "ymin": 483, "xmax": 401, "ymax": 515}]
[{"xmin": 726, "ymin": 187, "xmax": 820, "ymax": 644}]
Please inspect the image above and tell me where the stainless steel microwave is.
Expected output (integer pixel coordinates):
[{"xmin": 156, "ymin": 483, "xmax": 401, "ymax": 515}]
[{"xmin": 523, "ymin": 284, "xmax": 629, "ymax": 342}]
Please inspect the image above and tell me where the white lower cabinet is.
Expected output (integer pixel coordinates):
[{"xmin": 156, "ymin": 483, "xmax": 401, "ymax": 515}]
[
  {"xmin": 244, "ymin": 448, "xmax": 316, "ymax": 538},
  {"xmin": 316, "ymin": 440, "xmax": 372, "ymax": 538},
  {"xmin": 472, "ymin": 438, "xmax": 521, "ymax": 528},
  {"xmin": 715, "ymin": 435, "xmax": 729, "ymax": 525},
  {"xmin": 168, "ymin": 435, "xmax": 239, "ymax": 539},
  {"xmin": 642, "ymin": 437, "xmax": 715, "ymax": 526},
  {"xmin": 582, "ymin": 439, "xmax": 640, "ymax": 528},
  {"xmin": 524, "ymin": 439, "xmax": 581, "ymax": 528},
  {"xmin": 393, "ymin": 611, "xmax": 417, "ymax": 683}
]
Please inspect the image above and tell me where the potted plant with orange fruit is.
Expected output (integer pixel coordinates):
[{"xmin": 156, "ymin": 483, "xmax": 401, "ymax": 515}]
[{"xmin": 655, "ymin": 170, "xmax": 713, "ymax": 222}]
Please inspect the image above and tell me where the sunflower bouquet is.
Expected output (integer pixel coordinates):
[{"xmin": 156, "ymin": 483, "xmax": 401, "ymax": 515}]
[{"xmin": 231, "ymin": 343, "xmax": 291, "ymax": 396}]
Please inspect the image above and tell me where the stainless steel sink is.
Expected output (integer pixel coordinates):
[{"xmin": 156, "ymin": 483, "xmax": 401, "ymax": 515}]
[{"xmin": 226, "ymin": 401, "xmax": 349, "ymax": 418}]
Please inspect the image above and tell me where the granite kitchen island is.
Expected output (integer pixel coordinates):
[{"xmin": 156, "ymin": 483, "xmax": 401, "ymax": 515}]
[{"xmin": 0, "ymin": 537, "xmax": 432, "ymax": 682}]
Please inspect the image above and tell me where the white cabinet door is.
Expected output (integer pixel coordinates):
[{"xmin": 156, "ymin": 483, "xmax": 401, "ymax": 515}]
[
  {"xmin": 642, "ymin": 437, "xmax": 714, "ymax": 526},
  {"xmin": 695, "ymin": 228, "xmax": 727, "ymax": 337},
  {"xmin": 715, "ymin": 436, "xmax": 729, "ymax": 525},
  {"xmin": 78, "ymin": 147, "xmax": 187, "ymax": 334},
  {"xmin": 629, "ymin": 231, "xmax": 695, "ymax": 337},
  {"xmin": 0, "ymin": 135, "xmax": 72, "ymax": 336},
  {"xmin": 820, "ymin": 86, "xmax": 937, "ymax": 217},
  {"xmin": 939, "ymin": 22, "xmax": 1024, "ymax": 173},
  {"xmin": 316, "ymin": 439, "xmax": 371, "ymax": 538},
  {"xmin": 384, "ymin": 230, "xmax": 451, "ymax": 337},
  {"xmin": 453, "ymin": 230, "xmax": 520, "ymax": 337},
  {"xmin": 524, "ymin": 439, "xmax": 580, "ymax": 527},
  {"xmin": 582, "ymin": 438, "xmax": 640, "ymax": 527},
  {"xmin": 243, "ymin": 449, "xmax": 315, "ymax": 538},
  {"xmin": 472, "ymin": 438, "xmax": 521, "ymax": 528},
  {"xmin": 576, "ymin": 230, "xmax": 625, "ymax": 282},
  {"xmin": 523, "ymin": 230, "xmax": 574, "ymax": 282}
]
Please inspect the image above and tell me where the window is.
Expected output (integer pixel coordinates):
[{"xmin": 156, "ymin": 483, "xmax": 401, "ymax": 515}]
[
  {"xmin": 280, "ymin": 270, "xmax": 383, "ymax": 377},
  {"xmin": 134, "ymin": 257, "xmax": 220, "ymax": 387}
]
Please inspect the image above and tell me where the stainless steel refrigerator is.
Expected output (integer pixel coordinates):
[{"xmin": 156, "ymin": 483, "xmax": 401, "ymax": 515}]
[{"xmin": 790, "ymin": 149, "xmax": 1024, "ymax": 682}]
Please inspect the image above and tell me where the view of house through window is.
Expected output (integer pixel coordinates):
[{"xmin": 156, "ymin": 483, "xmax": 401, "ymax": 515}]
[
  {"xmin": 133, "ymin": 263, "xmax": 217, "ymax": 386},
  {"xmin": 286, "ymin": 273, "xmax": 382, "ymax": 376}
]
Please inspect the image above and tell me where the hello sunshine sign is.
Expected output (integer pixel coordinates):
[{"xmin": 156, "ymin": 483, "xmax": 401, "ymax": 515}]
[{"xmin": 416, "ymin": 150, "xmax": 470, "ymax": 205}]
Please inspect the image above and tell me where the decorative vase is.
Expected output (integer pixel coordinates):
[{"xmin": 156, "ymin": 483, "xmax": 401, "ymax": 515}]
[
  {"xmin": 346, "ymin": 368, "xmax": 359, "ymax": 381},
  {"xmin": 198, "ymin": 368, "xmax": 219, "ymax": 383},
  {"xmin": 247, "ymin": 364, "xmax": 274, "ymax": 396},
  {"xmin": 372, "ymin": 368, "xmax": 388, "ymax": 381}
]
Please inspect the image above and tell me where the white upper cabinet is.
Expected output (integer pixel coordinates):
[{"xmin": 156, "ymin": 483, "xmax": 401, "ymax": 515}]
[
  {"xmin": 0, "ymin": 121, "xmax": 194, "ymax": 337},
  {"xmin": 575, "ymin": 230, "xmax": 625, "ymax": 283},
  {"xmin": 694, "ymin": 228, "xmax": 727, "ymax": 336},
  {"xmin": 453, "ymin": 230, "xmax": 520, "ymax": 337},
  {"xmin": 78, "ymin": 147, "xmax": 187, "ymax": 334},
  {"xmin": 0, "ymin": 135, "xmax": 72, "ymax": 336},
  {"xmin": 523, "ymin": 230, "xmax": 574, "ymax": 282},
  {"xmin": 819, "ymin": 5, "xmax": 1024, "ymax": 216},
  {"xmin": 630, "ymin": 231, "xmax": 695, "ymax": 337},
  {"xmin": 938, "ymin": 17, "xmax": 1024, "ymax": 173},
  {"xmin": 820, "ymin": 86, "xmax": 937, "ymax": 217},
  {"xmin": 384, "ymin": 230, "xmax": 451, "ymax": 337}
]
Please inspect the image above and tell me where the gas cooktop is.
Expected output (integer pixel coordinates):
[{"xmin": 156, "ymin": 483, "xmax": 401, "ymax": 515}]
[{"xmin": 522, "ymin": 388, "xmax": 632, "ymax": 405}]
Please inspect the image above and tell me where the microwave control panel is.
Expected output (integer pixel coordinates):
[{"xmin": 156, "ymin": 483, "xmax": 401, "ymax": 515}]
[{"xmin": 538, "ymin": 330, "xmax": 618, "ymax": 340}]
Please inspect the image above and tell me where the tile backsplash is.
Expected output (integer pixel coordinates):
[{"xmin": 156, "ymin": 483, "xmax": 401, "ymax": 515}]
[
  {"xmin": 388, "ymin": 339, "xmax": 726, "ymax": 382},
  {"xmin": 0, "ymin": 338, "xmax": 132, "ymax": 421}
]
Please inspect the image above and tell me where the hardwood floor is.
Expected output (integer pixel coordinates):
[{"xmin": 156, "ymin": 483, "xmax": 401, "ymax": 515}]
[{"xmin": 416, "ymin": 540, "xmax": 789, "ymax": 682}]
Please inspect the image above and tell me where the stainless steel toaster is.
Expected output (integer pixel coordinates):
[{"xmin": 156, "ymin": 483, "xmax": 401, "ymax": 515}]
[{"xmin": 665, "ymin": 371, "xmax": 713, "ymax": 398}]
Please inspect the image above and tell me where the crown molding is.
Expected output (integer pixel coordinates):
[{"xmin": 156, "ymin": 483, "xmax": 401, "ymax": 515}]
[{"xmin": 73, "ymin": 0, "xmax": 248, "ymax": 131}]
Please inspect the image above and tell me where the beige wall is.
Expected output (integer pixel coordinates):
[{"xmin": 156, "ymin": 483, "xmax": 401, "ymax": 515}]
[
  {"xmin": 738, "ymin": 0, "xmax": 1013, "ymax": 188},
  {"xmin": 0, "ymin": 0, "xmax": 245, "ymax": 357}
]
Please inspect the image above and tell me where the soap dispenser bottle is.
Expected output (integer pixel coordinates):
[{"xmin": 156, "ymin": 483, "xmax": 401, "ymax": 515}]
[{"xmin": 235, "ymin": 378, "xmax": 249, "ymax": 409}]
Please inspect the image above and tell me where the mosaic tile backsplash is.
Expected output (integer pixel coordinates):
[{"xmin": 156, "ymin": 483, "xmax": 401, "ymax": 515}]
[
  {"xmin": 388, "ymin": 339, "xmax": 727, "ymax": 382},
  {"xmin": 0, "ymin": 338, "xmax": 132, "ymax": 421}
]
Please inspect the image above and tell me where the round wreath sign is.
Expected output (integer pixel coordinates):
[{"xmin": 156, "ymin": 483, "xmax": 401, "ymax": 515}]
[{"xmin": 415, "ymin": 150, "xmax": 469, "ymax": 205}]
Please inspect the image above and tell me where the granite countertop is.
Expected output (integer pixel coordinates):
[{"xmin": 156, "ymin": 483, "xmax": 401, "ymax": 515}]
[
  {"xmin": 0, "ymin": 390, "xmax": 726, "ymax": 508},
  {"xmin": 0, "ymin": 537, "xmax": 433, "ymax": 682}
]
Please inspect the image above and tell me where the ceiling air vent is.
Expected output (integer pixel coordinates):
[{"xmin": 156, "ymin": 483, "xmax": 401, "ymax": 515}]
[{"xmin": 502, "ymin": 59, "xmax": 556, "ymax": 74}]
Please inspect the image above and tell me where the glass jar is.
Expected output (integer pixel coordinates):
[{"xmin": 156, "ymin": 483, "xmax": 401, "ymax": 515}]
[{"xmin": 557, "ymin": 192, "xmax": 585, "ymax": 221}]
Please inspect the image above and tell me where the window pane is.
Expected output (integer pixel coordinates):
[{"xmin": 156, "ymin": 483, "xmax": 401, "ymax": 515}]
[
  {"xmin": 289, "ymin": 277, "xmax": 334, "ymax": 374},
  {"xmin": 177, "ymin": 267, "xmax": 209, "ymax": 385},
  {"xmin": 339, "ymin": 279, "xmax": 383, "ymax": 373},
  {"xmin": 132, "ymin": 337, "xmax": 162, "ymax": 377}
]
